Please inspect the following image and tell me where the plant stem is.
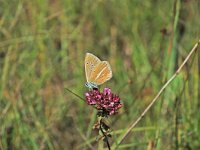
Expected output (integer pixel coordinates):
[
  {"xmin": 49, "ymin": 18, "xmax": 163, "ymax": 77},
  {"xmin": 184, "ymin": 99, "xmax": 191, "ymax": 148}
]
[{"xmin": 99, "ymin": 119, "xmax": 111, "ymax": 150}]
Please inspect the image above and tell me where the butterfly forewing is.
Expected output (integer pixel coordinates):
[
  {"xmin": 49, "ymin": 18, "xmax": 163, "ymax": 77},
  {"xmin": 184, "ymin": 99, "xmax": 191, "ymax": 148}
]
[
  {"xmin": 85, "ymin": 53, "xmax": 101, "ymax": 82},
  {"xmin": 89, "ymin": 61, "xmax": 112, "ymax": 85}
]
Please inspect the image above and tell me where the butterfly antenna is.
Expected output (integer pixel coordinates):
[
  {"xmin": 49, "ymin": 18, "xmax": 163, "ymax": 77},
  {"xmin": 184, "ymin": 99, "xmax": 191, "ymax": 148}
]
[{"xmin": 65, "ymin": 88, "xmax": 85, "ymax": 102}]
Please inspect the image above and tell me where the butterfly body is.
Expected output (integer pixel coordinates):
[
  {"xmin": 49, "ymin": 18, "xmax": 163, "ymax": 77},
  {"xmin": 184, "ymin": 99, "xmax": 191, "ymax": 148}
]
[
  {"xmin": 85, "ymin": 53, "xmax": 112, "ymax": 88},
  {"xmin": 85, "ymin": 82, "xmax": 98, "ymax": 89}
]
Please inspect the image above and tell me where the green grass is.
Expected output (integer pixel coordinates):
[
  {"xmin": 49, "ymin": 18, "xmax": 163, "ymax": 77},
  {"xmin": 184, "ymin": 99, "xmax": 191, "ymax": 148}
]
[{"xmin": 0, "ymin": 0, "xmax": 199, "ymax": 149}]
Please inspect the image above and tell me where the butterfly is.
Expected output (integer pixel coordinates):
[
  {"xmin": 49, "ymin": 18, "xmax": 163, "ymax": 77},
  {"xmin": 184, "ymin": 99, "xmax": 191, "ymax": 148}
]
[{"xmin": 85, "ymin": 53, "xmax": 112, "ymax": 89}]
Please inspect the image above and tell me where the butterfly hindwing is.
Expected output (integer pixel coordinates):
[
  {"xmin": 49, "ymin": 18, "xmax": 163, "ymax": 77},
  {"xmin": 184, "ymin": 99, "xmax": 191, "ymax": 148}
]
[{"xmin": 89, "ymin": 61, "xmax": 112, "ymax": 85}]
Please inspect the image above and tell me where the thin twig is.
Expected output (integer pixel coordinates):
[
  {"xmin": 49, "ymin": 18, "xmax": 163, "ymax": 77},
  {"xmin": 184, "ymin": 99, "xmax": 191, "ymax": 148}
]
[{"xmin": 115, "ymin": 40, "xmax": 200, "ymax": 150}]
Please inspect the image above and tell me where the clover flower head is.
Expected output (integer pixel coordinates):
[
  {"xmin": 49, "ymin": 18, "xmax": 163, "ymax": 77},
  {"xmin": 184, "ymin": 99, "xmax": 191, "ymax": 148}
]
[{"xmin": 85, "ymin": 88, "xmax": 123, "ymax": 116}]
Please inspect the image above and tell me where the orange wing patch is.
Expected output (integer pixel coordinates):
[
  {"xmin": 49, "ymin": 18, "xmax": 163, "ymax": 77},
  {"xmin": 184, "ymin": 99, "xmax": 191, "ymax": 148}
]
[
  {"xmin": 85, "ymin": 53, "xmax": 100, "ymax": 82},
  {"xmin": 89, "ymin": 61, "xmax": 112, "ymax": 85}
]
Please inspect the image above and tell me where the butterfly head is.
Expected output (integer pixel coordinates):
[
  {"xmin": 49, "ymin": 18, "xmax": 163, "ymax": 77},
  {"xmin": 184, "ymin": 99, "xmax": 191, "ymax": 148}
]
[{"xmin": 85, "ymin": 82, "xmax": 98, "ymax": 89}]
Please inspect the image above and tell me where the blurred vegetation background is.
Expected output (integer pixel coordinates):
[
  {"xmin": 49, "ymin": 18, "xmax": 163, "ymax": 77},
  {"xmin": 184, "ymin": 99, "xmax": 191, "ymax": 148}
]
[{"xmin": 0, "ymin": 0, "xmax": 199, "ymax": 149}]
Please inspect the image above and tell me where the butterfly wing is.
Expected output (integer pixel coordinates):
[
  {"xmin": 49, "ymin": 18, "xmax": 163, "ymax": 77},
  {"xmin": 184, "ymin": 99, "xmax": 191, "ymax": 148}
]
[
  {"xmin": 89, "ymin": 61, "xmax": 112, "ymax": 85},
  {"xmin": 85, "ymin": 53, "xmax": 101, "ymax": 82}
]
